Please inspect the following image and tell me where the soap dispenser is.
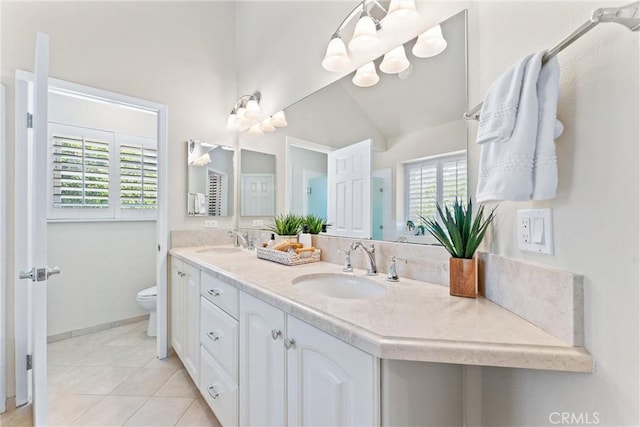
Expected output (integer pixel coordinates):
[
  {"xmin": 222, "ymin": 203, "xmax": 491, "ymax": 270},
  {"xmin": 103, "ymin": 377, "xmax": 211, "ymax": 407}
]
[
  {"xmin": 387, "ymin": 256, "xmax": 407, "ymax": 282},
  {"xmin": 298, "ymin": 225, "xmax": 312, "ymax": 248}
]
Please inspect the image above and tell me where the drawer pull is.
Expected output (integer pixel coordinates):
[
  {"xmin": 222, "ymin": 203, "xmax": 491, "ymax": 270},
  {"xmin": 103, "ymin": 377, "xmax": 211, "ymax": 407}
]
[
  {"xmin": 271, "ymin": 329, "xmax": 282, "ymax": 340},
  {"xmin": 207, "ymin": 384, "xmax": 220, "ymax": 399},
  {"xmin": 284, "ymin": 338, "xmax": 295, "ymax": 350},
  {"xmin": 207, "ymin": 331, "xmax": 222, "ymax": 341},
  {"xmin": 207, "ymin": 288, "xmax": 222, "ymax": 297}
]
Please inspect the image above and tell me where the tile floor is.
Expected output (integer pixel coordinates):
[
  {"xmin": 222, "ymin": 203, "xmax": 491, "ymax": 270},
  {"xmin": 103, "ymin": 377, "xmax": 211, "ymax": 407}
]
[{"xmin": 1, "ymin": 321, "xmax": 221, "ymax": 426}]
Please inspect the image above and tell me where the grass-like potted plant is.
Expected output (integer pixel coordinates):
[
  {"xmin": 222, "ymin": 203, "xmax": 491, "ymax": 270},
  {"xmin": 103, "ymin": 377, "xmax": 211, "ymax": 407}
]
[
  {"xmin": 303, "ymin": 214, "xmax": 325, "ymax": 235},
  {"xmin": 420, "ymin": 198, "xmax": 496, "ymax": 298},
  {"xmin": 267, "ymin": 213, "xmax": 304, "ymax": 242}
]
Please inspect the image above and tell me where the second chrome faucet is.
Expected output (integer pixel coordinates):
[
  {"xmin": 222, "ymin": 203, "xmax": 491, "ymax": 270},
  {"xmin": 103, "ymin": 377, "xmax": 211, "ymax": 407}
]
[{"xmin": 350, "ymin": 241, "xmax": 377, "ymax": 276}]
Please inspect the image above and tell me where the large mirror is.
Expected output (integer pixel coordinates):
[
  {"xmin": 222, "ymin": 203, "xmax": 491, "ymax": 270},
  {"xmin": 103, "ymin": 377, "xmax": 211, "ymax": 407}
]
[
  {"xmin": 240, "ymin": 149, "xmax": 277, "ymax": 216},
  {"xmin": 187, "ymin": 140, "xmax": 235, "ymax": 216},
  {"xmin": 285, "ymin": 10, "xmax": 468, "ymax": 243}
]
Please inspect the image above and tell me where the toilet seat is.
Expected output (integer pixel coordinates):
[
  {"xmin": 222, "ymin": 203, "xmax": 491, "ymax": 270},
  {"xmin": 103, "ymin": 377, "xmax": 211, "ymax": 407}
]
[{"xmin": 137, "ymin": 286, "xmax": 157, "ymax": 300}]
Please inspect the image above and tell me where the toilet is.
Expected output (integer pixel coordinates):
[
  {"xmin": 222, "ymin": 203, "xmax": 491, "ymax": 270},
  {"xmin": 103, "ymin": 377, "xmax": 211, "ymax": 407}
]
[{"xmin": 136, "ymin": 286, "xmax": 157, "ymax": 337}]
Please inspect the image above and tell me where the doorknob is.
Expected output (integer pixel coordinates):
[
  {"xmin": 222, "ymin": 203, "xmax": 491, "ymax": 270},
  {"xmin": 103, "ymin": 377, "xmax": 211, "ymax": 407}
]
[
  {"xmin": 47, "ymin": 266, "xmax": 61, "ymax": 279},
  {"xmin": 19, "ymin": 266, "xmax": 61, "ymax": 282},
  {"xmin": 19, "ymin": 268, "xmax": 35, "ymax": 281}
]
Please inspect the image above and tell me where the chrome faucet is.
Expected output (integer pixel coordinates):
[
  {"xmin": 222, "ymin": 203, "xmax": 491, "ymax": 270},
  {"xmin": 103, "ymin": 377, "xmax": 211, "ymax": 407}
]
[
  {"xmin": 350, "ymin": 241, "xmax": 377, "ymax": 276},
  {"xmin": 229, "ymin": 230, "xmax": 249, "ymax": 248}
]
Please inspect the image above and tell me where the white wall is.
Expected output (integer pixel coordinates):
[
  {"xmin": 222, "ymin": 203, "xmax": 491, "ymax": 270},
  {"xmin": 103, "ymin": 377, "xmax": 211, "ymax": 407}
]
[
  {"xmin": 465, "ymin": 2, "xmax": 639, "ymax": 426},
  {"xmin": 47, "ymin": 222, "xmax": 155, "ymax": 336},
  {"xmin": 2, "ymin": 0, "xmax": 237, "ymax": 402}
]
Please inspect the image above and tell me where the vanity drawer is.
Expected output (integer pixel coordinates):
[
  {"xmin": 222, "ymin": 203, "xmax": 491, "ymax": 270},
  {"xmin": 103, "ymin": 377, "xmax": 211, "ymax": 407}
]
[
  {"xmin": 200, "ymin": 346, "xmax": 238, "ymax": 427},
  {"xmin": 200, "ymin": 297, "xmax": 238, "ymax": 382},
  {"xmin": 201, "ymin": 271, "xmax": 238, "ymax": 319}
]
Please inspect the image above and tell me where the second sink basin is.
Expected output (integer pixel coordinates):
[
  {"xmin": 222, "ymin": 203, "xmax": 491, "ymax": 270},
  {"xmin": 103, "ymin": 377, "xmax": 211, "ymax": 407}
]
[{"xmin": 292, "ymin": 273, "xmax": 388, "ymax": 299}]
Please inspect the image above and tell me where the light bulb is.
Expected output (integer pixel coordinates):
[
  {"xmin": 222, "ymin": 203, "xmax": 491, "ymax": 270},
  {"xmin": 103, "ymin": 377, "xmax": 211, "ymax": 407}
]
[
  {"xmin": 322, "ymin": 36, "xmax": 353, "ymax": 72},
  {"xmin": 385, "ymin": 0, "xmax": 420, "ymax": 29},
  {"xmin": 379, "ymin": 45, "xmax": 411, "ymax": 74},
  {"xmin": 247, "ymin": 124, "xmax": 264, "ymax": 136},
  {"xmin": 226, "ymin": 113, "xmax": 238, "ymax": 131},
  {"xmin": 245, "ymin": 99, "xmax": 261, "ymax": 119},
  {"xmin": 271, "ymin": 111, "xmax": 288, "ymax": 128},
  {"xmin": 348, "ymin": 15, "xmax": 380, "ymax": 54},
  {"xmin": 259, "ymin": 119, "xmax": 276, "ymax": 132},
  {"xmin": 352, "ymin": 62, "xmax": 380, "ymax": 87},
  {"xmin": 412, "ymin": 25, "xmax": 447, "ymax": 58}
]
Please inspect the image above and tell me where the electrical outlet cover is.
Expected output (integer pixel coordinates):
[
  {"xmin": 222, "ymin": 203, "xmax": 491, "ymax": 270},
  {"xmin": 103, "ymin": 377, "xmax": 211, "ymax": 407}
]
[{"xmin": 517, "ymin": 209, "xmax": 553, "ymax": 254}]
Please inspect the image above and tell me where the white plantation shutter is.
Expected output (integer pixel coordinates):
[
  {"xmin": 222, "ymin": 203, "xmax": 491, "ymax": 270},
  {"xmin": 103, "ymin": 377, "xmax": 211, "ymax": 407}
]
[
  {"xmin": 208, "ymin": 172, "xmax": 222, "ymax": 216},
  {"xmin": 406, "ymin": 152, "xmax": 467, "ymax": 224},
  {"xmin": 48, "ymin": 123, "xmax": 157, "ymax": 220},
  {"xmin": 119, "ymin": 143, "xmax": 158, "ymax": 213},
  {"xmin": 52, "ymin": 135, "xmax": 110, "ymax": 209}
]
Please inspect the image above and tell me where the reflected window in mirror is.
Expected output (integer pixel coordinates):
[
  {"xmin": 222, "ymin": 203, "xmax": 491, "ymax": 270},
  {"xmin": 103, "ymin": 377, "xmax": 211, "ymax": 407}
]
[
  {"xmin": 187, "ymin": 140, "xmax": 234, "ymax": 216},
  {"xmin": 401, "ymin": 151, "xmax": 467, "ymax": 243},
  {"xmin": 240, "ymin": 149, "xmax": 276, "ymax": 216}
]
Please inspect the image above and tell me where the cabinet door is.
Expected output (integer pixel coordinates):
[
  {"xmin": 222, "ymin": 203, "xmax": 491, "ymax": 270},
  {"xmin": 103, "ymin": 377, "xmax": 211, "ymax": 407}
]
[
  {"xmin": 183, "ymin": 262, "xmax": 201, "ymax": 383},
  {"xmin": 286, "ymin": 316, "xmax": 376, "ymax": 426},
  {"xmin": 170, "ymin": 257, "xmax": 185, "ymax": 358},
  {"xmin": 239, "ymin": 292, "xmax": 286, "ymax": 426}
]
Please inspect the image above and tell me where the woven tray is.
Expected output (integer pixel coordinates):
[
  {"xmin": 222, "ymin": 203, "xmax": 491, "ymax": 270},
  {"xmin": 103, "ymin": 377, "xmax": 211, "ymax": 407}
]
[{"xmin": 256, "ymin": 247, "xmax": 321, "ymax": 266}]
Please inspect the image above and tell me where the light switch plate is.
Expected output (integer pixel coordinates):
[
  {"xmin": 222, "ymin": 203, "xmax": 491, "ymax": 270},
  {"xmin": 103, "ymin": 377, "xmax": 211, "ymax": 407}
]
[
  {"xmin": 204, "ymin": 220, "xmax": 218, "ymax": 228},
  {"xmin": 252, "ymin": 219, "xmax": 264, "ymax": 227},
  {"xmin": 517, "ymin": 209, "xmax": 553, "ymax": 254}
]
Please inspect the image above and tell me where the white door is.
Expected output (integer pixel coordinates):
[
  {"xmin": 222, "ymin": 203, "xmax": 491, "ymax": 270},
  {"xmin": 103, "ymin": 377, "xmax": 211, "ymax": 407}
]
[
  {"xmin": 184, "ymin": 263, "xmax": 200, "ymax": 382},
  {"xmin": 241, "ymin": 174, "xmax": 275, "ymax": 216},
  {"xmin": 15, "ymin": 33, "xmax": 54, "ymax": 425},
  {"xmin": 170, "ymin": 258, "xmax": 185, "ymax": 358},
  {"xmin": 286, "ymin": 316, "xmax": 376, "ymax": 426},
  {"xmin": 327, "ymin": 139, "xmax": 372, "ymax": 238},
  {"xmin": 239, "ymin": 292, "xmax": 286, "ymax": 426}
]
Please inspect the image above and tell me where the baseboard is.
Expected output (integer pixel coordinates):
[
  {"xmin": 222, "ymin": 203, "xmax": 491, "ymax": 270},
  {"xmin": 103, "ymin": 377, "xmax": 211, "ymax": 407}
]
[{"xmin": 47, "ymin": 314, "xmax": 150, "ymax": 343}]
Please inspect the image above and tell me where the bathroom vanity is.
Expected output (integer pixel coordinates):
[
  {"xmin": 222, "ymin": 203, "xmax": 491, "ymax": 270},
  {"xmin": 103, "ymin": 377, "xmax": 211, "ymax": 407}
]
[{"xmin": 168, "ymin": 246, "xmax": 591, "ymax": 426}]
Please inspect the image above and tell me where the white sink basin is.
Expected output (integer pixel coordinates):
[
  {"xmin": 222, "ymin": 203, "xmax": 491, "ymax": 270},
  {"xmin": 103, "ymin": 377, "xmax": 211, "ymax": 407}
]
[
  {"xmin": 195, "ymin": 247, "xmax": 242, "ymax": 254},
  {"xmin": 292, "ymin": 273, "xmax": 388, "ymax": 299}
]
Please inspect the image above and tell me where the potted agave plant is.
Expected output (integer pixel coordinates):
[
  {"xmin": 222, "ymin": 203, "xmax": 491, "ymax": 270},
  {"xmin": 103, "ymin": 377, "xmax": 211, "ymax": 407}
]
[
  {"xmin": 303, "ymin": 214, "xmax": 325, "ymax": 235},
  {"xmin": 420, "ymin": 198, "xmax": 496, "ymax": 298}
]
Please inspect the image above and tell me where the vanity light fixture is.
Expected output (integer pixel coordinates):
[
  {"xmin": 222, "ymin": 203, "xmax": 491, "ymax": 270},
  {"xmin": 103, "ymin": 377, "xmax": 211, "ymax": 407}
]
[
  {"xmin": 226, "ymin": 92, "xmax": 261, "ymax": 132},
  {"xmin": 321, "ymin": 2, "xmax": 449, "ymax": 87},
  {"xmin": 225, "ymin": 93, "xmax": 289, "ymax": 135}
]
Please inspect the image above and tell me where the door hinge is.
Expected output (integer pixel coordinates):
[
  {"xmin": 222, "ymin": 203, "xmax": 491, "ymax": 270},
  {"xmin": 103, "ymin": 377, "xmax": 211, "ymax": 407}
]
[
  {"xmin": 26, "ymin": 113, "xmax": 33, "ymax": 129},
  {"xmin": 26, "ymin": 354, "xmax": 32, "ymax": 370}
]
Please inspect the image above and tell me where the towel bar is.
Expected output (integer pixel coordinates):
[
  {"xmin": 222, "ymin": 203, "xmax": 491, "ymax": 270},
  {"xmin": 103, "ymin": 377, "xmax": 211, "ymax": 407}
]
[{"xmin": 464, "ymin": 2, "xmax": 640, "ymax": 121}]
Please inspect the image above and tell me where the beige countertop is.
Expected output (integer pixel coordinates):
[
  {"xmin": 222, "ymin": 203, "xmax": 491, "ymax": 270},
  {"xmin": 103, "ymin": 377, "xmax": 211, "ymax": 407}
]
[{"xmin": 169, "ymin": 246, "xmax": 593, "ymax": 372}]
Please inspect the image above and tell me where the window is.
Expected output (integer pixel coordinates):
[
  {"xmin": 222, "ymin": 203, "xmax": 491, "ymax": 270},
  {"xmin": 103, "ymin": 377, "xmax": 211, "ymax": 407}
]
[
  {"xmin": 405, "ymin": 152, "xmax": 467, "ymax": 224},
  {"xmin": 48, "ymin": 123, "xmax": 157, "ymax": 220}
]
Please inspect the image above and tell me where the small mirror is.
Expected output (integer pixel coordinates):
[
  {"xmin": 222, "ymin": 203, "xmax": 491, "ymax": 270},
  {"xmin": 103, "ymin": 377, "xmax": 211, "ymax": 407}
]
[
  {"xmin": 240, "ymin": 149, "xmax": 276, "ymax": 216},
  {"xmin": 187, "ymin": 140, "xmax": 234, "ymax": 216}
]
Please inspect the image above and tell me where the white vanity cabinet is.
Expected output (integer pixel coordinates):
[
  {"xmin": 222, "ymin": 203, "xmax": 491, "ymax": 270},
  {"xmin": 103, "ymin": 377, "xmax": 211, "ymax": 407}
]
[
  {"xmin": 239, "ymin": 292, "xmax": 377, "ymax": 426},
  {"xmin": 169, "ymin": 258, "xmax": 200, "ymax": 384}
]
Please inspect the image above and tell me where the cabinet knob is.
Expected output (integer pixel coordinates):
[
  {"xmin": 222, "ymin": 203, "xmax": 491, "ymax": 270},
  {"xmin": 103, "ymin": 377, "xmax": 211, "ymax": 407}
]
[
  {"xmin": 207, "ymin": 331, "xmax": 221, "ymax": 341},
  {"xmin": 284, "ymin": 338, "xmax": 295, "ymax": 350},
  {"xmin": 271, "ymin": 329, "xmax": 282, "ymax": 340},
  {"xmin": 207, "ymin": 384, "xmax": 220, "ymax": 399},
  {"xmin": 207, "ymin": 288, "xmax": 222, "ymax": 297}
]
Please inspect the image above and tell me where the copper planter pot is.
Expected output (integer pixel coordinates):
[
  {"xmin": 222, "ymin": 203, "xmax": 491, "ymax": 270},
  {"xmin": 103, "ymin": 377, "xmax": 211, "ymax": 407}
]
[{"xmin": 449, "ymin": 257, "xmax": 477, "ymax": 298}]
